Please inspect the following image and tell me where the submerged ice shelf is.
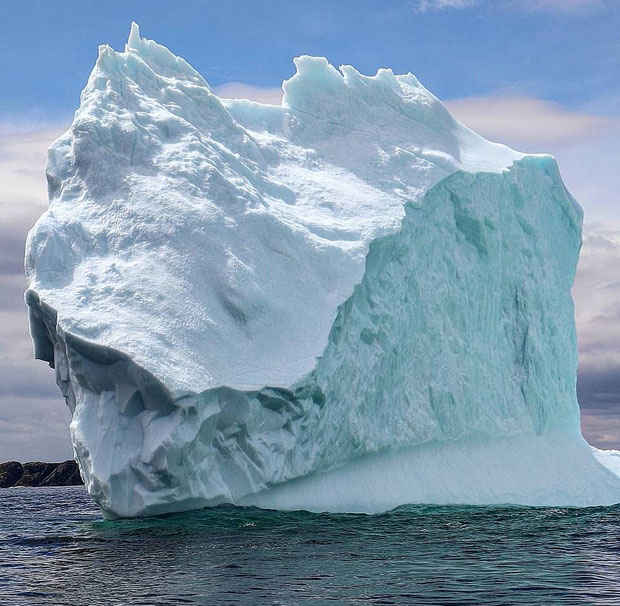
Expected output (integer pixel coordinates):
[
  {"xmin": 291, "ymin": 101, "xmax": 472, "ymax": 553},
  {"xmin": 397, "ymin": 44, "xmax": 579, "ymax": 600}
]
[{"xmin": 25, "ymin": 23, "xmax": 620, "ymax": 518}]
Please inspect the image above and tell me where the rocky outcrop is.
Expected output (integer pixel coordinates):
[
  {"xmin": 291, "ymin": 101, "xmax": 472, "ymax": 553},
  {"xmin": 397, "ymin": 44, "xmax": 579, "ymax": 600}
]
[
  {"xmin": 0, "ymin": 461, "xmax": 24, "ymax": 488},
  {"xmin": 39, "ymin": 460, "xmax": 84, "ymax": 487},
  {"xmin": 14, "ymin": 462, "xmax": 58, "ymax": 487},
  {"xmin": 0, "ymin": 460, "xmax": 83, "ymax": 488}
]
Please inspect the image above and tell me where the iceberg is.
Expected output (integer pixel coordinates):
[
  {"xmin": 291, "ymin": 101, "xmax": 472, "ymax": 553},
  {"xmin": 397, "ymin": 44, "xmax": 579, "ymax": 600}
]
[{"xmin": 25, "ymin": 23, "xmax": 620, "ymax": 518}]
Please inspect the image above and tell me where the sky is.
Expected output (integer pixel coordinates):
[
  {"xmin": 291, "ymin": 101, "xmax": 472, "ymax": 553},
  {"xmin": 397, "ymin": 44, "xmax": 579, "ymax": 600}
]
[{"xmin": 1, "ymin": 0, "xmax": 619, "ymax": 460}]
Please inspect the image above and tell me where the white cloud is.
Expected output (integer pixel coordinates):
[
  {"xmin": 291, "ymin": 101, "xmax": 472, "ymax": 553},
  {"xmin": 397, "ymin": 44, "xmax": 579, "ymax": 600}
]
[
  {"xmin": 0, "ymin": 118, "xmax": 69, "ymax": 137},
  {"xmin": 415, "ymin": 0, "xmax": 478, "ymax": 11},
  {"xmin": 445, "ymin": 95, "xmax": 614, "ymax": 147},
  {"xmin": 572, "ymin": 226, "xmax": 620, "ymax": 450},
  {"xmin": 214, "ymin": 82, "xmax": 283, "ymax": 105},
  {"xmin": 0, "ymin": 395, "xmax": 72, "ymax": 462},
  {"xmin": 0, "ymin": 126, "xmax": 68, "ymax": 232},
  {"xmin": 414, "ymin": 0, "xmax": 607, "ymax": 13},
  {"xmin": 544, "ymin": 133, "xmax": 620, "ymax": 226},
  {"xmin": 518, "ymin": 0, "xmax": 606, "ymax": 13},
  {"xmin": 0, "ymin": 124, "xmax": 71, "ymax": 462},
  {"xmin": 573, "ymin": 225, "xmax": 620, "ymax": 374}
]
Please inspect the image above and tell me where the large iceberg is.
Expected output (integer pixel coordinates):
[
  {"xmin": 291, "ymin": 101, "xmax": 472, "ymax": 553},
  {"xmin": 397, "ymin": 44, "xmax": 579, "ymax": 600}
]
[{"xmin": 25, "ymin": 23, "xmax": 620, "ymax": 518}]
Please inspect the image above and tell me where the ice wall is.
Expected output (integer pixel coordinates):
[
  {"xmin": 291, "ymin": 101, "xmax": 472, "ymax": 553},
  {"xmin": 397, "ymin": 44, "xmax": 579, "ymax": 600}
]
[{"xmin": 25, "ymin": 24, "xmax": 620, "ymax": 518}]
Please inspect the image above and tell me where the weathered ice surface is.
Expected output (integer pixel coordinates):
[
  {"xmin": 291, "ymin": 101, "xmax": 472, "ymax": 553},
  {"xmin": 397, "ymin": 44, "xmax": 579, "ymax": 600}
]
[{"xmin": 25, "ymin": 23, "xmax": 620, "ymax": 518}]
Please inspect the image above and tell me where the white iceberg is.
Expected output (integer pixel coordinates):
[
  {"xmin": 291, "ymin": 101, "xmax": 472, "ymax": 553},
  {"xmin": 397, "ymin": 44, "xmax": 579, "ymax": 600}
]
[{"xmin": 25, "ymin": 23, "xmax": 620, "ymax": 518}]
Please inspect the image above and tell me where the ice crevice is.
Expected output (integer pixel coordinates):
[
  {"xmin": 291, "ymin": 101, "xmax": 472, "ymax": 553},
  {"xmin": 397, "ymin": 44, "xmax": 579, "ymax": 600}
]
[{"xmin": 24, "ymin": 23, "xmax": 620, "ymax": 518}]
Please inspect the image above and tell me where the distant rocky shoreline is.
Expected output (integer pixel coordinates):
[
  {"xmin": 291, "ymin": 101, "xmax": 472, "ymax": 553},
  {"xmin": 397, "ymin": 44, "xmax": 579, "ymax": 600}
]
[{"xmin": 0, "ymin": 460, "xmax": 83, "ymax": 488}]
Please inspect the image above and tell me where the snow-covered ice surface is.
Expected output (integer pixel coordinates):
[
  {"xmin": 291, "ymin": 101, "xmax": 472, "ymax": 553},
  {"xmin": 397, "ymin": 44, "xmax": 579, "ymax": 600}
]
[{"xmin": 25, "ymin": 24, "xmax": 620, "ymax": 518}]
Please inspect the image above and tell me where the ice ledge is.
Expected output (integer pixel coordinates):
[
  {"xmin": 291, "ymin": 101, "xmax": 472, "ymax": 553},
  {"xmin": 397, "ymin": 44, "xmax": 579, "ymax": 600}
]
[
  {"xmin": 25, "ymin": 289, "xmax": 620, "ymax": 518},
  {"xmin": 26, "ymin": 290, "xmax": 324, "ymax": 519}
]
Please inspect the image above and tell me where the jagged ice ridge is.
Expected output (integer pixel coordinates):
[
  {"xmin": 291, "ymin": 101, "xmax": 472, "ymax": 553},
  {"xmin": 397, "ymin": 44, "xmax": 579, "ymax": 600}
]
[{"xmin": 25, "ymin": 23, "xmax": 620, "ymax": 518}]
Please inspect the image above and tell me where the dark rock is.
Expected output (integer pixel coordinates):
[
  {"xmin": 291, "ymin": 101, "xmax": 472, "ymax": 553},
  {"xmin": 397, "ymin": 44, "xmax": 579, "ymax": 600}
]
[
  {"xmin": 40, "ymin": 460, "xmax": 84, "ymax": 487},
  {"xmin": 14, "ymin": 462, "xmax": 59, "ymax": 487},
  {"xmin": 0, "ymin": 460, "xmax": 84, "ymax": 488},
  {"xmin": 0, "ymin": 461, "xmax": 23, "ymax": 488},
  {"xmin": 67, "ymin": 467, "xmax": 84, "ymax": 486}
]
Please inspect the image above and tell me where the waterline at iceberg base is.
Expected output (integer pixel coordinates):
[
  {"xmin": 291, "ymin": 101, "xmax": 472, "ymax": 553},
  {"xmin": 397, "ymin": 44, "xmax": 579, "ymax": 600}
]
[{"xmin": 25, "ymin": 23, "xmax": 620, "ymax": 519}]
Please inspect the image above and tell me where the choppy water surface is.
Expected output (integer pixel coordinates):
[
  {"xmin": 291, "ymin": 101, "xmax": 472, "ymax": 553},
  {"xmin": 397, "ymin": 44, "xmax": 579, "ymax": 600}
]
[{"xmin": 2, "ymin": 487, "xmax": 620, "ymax": 605}]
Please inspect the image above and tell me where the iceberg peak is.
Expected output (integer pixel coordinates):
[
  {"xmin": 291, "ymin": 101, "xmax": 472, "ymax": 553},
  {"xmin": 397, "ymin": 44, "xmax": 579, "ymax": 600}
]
[{"xmin": 126, "ymin": 21, "xmax": 142, "ymax": 51}]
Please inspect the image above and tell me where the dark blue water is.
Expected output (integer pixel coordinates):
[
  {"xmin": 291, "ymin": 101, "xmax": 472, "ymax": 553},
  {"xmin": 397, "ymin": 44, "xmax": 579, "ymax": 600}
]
[{"xmin": 2, "ymin": 487, "xmax": 620, "ymax": 605}]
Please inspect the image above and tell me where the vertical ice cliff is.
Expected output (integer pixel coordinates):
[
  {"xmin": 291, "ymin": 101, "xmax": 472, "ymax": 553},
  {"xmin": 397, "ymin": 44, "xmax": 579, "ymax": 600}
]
[{"xmin": 25, "ymin": 24, "xmax": 620, "ymax": 518}]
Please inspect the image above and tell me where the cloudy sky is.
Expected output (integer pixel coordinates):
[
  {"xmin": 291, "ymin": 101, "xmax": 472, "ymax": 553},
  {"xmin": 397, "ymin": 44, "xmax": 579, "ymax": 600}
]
[{"xmin": 1, "ymin": 0, "xmax": 619, "ymax": 460}]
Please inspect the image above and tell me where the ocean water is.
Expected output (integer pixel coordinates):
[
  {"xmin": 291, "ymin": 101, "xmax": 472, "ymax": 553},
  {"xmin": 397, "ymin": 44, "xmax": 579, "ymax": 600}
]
[{"xmin": 1, "ymin": 487, "xmax": 620, "ymax": 605}]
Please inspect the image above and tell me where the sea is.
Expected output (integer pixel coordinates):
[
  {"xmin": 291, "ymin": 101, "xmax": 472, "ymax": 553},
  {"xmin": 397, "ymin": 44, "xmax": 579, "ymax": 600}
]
[{"xmin": 1, "ymin": 487, "xmax": 620, "ymax": 605}]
